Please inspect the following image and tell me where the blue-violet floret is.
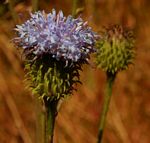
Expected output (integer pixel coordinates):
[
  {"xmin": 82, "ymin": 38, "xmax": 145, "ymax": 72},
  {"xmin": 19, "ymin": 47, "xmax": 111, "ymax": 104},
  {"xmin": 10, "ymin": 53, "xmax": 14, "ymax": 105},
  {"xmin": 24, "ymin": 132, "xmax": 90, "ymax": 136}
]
[{"xmin": 14, "ymin": 9, "xmax": 97, "ymax": 62}]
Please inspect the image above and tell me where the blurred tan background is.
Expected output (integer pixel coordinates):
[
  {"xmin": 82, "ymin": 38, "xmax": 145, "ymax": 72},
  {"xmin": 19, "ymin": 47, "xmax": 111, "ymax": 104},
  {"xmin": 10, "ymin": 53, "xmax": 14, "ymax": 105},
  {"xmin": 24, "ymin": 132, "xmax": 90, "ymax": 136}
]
[{"xmin": 0, "ymin": 0, "xmax": 150, "ymax": 143}]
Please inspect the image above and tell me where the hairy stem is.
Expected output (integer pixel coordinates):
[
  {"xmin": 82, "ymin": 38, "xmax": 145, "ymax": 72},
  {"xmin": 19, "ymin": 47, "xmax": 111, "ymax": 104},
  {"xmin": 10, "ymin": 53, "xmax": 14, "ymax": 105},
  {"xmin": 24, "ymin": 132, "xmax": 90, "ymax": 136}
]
[{"xmin": 97, "ymin": 72, "xmax": 116, "ymax": 143}]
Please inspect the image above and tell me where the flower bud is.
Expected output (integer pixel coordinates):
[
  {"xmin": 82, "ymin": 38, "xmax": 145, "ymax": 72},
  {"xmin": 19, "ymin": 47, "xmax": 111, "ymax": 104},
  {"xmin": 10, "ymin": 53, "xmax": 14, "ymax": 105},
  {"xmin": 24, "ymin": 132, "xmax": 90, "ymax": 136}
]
[{"xmin": 96, "ymin": 25, "xmax": 135, "ymax": 74}]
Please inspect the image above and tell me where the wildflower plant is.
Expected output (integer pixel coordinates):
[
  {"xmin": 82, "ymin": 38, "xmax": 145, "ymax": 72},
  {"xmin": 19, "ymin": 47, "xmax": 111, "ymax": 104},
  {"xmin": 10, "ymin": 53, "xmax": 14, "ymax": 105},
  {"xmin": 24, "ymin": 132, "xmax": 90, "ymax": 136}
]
[
  {"xmin": 13, "ymin": 9, "xmax": 97, "ymax": 143},
  {"xmin": 96, "ymin": 25, "xmax": 135, "ymax": 143}
]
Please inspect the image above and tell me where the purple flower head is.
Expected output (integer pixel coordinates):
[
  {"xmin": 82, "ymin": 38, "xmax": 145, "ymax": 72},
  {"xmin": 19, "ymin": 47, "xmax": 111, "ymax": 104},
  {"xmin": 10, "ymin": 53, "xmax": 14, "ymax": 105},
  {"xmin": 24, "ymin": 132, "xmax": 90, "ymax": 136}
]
[{"xmin": 14, "ymin": 9, "xmax": 97, "ymax": 62}]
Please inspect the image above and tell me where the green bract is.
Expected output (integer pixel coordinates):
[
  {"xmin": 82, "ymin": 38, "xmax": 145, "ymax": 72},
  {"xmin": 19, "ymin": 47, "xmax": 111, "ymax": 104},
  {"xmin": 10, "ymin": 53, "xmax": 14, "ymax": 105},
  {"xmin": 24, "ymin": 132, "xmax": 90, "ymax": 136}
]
[
  {"xmin": 96, "ymin": 25, "xmax": 135, "ymax": 74},
  {"xmin": 25, "ymin": 54, "xmax": 84, "ymax": 101}
]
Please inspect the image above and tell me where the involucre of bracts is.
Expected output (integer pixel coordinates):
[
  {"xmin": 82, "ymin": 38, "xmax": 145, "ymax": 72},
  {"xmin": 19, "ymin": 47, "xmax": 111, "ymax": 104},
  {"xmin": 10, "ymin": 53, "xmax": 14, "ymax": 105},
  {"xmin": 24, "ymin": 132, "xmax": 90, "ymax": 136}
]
[{"xmin": 25, "ymin": 55, "xmax": 84, "ymax": 100}]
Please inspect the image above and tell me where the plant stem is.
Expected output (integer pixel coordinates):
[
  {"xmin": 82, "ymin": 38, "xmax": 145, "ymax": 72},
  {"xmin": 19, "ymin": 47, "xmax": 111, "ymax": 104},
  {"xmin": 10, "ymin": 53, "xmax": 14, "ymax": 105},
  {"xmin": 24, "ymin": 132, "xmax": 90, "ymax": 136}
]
[
  {"xmin": 32, "ymin": 0, "xmax": 39, "ymax": 12},
  {"xmin": 44, "ymin": 98, "xmax": 58, "ymax": 143},
  {"xmin": 72, "ymin": 0, "xmax": 78, "ymax": 17},
  {"xmin": 8, "ymin": 0, "xmax": 18, "ymax": 23},
  {"xmin": 97, "ymin": 72, "xmax": 116, "ymax": 143},
  {"xmin": 72, "ymin": 0, "xmax": 85, "ymax": 17}
]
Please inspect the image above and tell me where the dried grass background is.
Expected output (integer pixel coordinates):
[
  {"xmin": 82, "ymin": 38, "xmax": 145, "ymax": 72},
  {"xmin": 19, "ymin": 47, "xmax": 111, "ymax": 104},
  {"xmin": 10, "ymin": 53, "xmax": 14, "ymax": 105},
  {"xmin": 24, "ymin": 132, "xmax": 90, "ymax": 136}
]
[{"xmin": 0, "ymin": 0, "xmax": 150, "ymax": 143}]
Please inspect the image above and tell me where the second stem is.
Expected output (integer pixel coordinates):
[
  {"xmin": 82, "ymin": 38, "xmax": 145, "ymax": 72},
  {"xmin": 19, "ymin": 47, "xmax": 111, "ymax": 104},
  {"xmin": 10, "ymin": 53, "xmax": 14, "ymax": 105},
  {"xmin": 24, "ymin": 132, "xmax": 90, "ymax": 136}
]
[{"xmin": 97, "ymin": 72, "xmax": 116, "ymax": 143}]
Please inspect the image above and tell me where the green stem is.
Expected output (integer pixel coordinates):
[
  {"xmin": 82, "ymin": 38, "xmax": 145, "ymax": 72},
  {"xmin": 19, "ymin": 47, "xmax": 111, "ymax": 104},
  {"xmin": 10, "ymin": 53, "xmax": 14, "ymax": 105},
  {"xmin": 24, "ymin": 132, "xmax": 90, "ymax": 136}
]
[
  {"xmin": 97, "ymin": 72, "xmax": 116, "ymax": 143},
  {"xmin": 44, "ymin": 99, "xmax": 58, "ymax": 143},
  {"xmin": 72, "ymin": 0, "xmax": 78, "ymax": 17},
  {"xmin": 92, "ymin": 0, "xmax": 100, "ymax": 24},
  {"xmin": 8, "ymin": 0, "xmax": 18, "ymax": 23},
  {"xmin": 32, "ymin": 0, "xmax": 39, "ymax": 12},
  {"xmin": 72, "ymin": 0, "xmax": 85, "ymax": 18}
]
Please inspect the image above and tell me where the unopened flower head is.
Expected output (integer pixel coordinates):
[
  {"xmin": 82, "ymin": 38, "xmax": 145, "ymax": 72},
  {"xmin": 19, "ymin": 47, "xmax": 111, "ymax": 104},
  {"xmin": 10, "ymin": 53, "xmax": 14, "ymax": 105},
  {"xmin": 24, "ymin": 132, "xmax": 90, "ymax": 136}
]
[
  {"xmin": 13, "ymin": 9, "xmax": 96, "ymax": 63},
  {"xmin": 96, "ymin": 25, "xmax": 135, "ymax": 75}
]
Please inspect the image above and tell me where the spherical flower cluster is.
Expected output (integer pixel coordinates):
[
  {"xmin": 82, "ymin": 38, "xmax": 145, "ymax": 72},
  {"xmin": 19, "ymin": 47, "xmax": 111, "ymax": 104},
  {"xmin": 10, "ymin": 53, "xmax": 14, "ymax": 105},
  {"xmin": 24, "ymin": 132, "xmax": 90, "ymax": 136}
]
[
  {"xmin": 96, "ymin": 25, "xmax": 135, "ymax": 75},
  {"xmin": 13, "ymin": 9, "xmax": 97, "ymax": 100},
  {"xmin": 13, "ymin": 9, "xmax": 96, "ymax": 63}
]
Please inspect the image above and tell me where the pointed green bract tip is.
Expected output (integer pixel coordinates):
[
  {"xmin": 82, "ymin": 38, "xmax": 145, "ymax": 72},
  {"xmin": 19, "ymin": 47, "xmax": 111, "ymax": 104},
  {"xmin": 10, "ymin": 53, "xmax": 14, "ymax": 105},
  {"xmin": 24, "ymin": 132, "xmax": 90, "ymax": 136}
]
[{"xmin": 96, "ymin": 25, "xmax": 135, "ymax": 75}]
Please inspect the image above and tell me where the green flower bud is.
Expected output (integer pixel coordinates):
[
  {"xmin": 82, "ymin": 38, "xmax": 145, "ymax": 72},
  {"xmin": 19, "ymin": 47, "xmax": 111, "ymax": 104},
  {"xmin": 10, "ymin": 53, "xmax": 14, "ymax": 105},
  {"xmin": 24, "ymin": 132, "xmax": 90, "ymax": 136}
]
[{"xmin": 96, "ymin": 25, "xmax": 135, "ymax": 75}]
